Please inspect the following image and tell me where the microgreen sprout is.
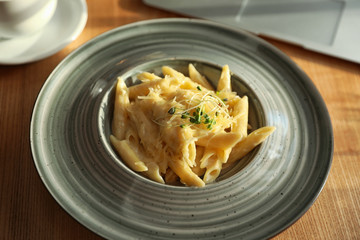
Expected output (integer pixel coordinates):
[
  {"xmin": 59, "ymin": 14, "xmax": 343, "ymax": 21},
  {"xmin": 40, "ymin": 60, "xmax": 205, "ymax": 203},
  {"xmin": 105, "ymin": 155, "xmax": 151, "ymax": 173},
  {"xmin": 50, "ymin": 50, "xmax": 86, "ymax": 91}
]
[
  {"xmin": 207, "ymin": 119, "xmax": 216, "ymax": 129},
  {"xmin": 168, "ymin": 107, "xmax": 176, "ymax": 114},
  {"xmin": 181, "ymin": 112, "xmax": 190, "ymax": 119},
  {"xmin": 164, "ymin": 90, "xmax": 232, "ymax": 130}
]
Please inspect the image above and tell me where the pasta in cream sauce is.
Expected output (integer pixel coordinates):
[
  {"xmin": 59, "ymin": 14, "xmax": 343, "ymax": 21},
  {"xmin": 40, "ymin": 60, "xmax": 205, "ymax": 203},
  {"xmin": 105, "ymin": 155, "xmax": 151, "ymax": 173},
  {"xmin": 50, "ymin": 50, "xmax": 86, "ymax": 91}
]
[{"xmin": 110, "ymin": 64, "xmax": 275, "ymax": 187}]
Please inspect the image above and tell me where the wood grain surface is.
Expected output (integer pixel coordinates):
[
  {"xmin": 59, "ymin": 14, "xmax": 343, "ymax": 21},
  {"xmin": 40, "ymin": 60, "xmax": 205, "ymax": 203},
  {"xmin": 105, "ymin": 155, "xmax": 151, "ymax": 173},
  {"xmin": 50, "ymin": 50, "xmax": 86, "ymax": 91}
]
[{"xmin": 1, "ymin": 0, "xmax": 359, "ymax": 239}]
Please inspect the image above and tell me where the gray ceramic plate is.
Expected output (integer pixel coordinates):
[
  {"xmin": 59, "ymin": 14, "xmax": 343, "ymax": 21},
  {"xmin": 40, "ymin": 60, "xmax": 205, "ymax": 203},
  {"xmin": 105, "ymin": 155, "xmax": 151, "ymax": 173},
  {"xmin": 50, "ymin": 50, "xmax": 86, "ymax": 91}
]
[{"xmin": 30, "ymin": 18, "xmax": 333, "ymax": 239}]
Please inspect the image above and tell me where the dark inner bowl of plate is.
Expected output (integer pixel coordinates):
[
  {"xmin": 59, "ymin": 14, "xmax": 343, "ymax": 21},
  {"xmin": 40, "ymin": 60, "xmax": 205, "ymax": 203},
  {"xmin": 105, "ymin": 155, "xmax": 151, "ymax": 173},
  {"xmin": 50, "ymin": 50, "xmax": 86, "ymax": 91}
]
[{"xmin": 98, "ymin": 58, "xmax": 266, "ymax": 187}]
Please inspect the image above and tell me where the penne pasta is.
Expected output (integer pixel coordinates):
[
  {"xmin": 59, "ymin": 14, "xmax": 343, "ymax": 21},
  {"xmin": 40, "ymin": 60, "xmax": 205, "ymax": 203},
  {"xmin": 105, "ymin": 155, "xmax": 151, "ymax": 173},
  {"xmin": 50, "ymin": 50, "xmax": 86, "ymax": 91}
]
[
  {"xmin": 144, "ymin": 162, "xmax": 164, "ymax": 184},
  {"xmin": 162, "ymin": 66, "xmax": 187, "ymax": 81},
  {"xmin": 112, "ymin": 77, "xmax": 130, "ymax": 140},
  {"xmin": 191, "ymin": 146, "xmax": 206, "ymax": 177},
  {"xmin": 180, "ymin": 127, "xmax": 197, "ymax": 167},
  {"xmin": 128, "ymin": 78, "xmax": 169, "ymax": 99},
  {"xmin": 188, "ymin": 63, "xmax": 214, "ymax": 90},
  {"xmin": 137, "ymin": 72, "xmax": 162, "ymax": 82},
  {"xmin": 203, "ymin": 156, "xmax": 223, "ymax": 184},
  {"xmin": 227, "ymin": 126, "xmax": 276, "ymax": 164},
  {"xmin": 199, "ymin": 147, "xmax": 216, "ymax": 169},
  {"xmin": 217, "ymin": 64, "xmax": 231, "ymax": 92},
  {"xmin": 169, "ymin": 157, "xmax": 205, "ymax": 187},
  {"xmin": 196, "ymin": 132, "xmax": 242, "ymax": 150},
  {"xmin": 110, "ymin": 136, "xmax": 148, "ymax": 172},
  {"xmin": 217, "ymin": 148, "xmax": 232, "ymax": 164},
  {"xmin": 110, "ymin": 64, "xmax": 275, "ymax": 187},
  {"xmin": 231, "ymin": 96, "xmax": 249, "ymax": 138}
]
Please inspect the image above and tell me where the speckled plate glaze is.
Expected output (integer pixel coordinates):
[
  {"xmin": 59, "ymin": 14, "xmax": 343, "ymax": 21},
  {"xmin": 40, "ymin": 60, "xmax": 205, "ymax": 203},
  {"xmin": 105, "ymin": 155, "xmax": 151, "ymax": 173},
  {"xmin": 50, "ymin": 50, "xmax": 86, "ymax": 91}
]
[{"xmin": 30, "ymin": 18, "xmax": 333, "ymax": 239}]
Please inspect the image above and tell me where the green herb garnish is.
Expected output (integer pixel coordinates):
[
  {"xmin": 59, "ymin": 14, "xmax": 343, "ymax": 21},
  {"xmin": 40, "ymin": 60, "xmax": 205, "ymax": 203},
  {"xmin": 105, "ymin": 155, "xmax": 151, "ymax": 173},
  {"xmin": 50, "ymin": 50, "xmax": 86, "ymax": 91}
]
[
  {"xmin": 165, "ymin": 90, "xmax": 229, "ymax": 130},
  {"xmin": 168, "ymin": 107, "xmax": 176, "ymax": 114},
  {"xmin": 182, "ymin": 106, "xmax": 217, "ymax": 129},
  {"xmin": 181, "ymin": 112, "xmax": 190, "ymax": 119},
  {"xmin": 207, "ymin": 119, "xmax": 216, "ymax": 129}
]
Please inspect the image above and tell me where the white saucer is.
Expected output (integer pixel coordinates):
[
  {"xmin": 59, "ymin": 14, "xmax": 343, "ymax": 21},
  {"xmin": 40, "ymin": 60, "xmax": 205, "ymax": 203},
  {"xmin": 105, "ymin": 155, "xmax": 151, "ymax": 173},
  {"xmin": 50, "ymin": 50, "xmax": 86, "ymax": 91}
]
[{"xmin": 0, "ymin": 0, "xmax": 87, "ymax": 65}]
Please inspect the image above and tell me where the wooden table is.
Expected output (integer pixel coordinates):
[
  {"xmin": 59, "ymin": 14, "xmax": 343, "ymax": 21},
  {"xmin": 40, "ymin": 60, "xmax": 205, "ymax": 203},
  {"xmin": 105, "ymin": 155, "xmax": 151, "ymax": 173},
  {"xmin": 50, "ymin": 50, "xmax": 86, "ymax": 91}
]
[{"xmin": 1, "ymin": 0, "xmax": 359, "ymax": 239}]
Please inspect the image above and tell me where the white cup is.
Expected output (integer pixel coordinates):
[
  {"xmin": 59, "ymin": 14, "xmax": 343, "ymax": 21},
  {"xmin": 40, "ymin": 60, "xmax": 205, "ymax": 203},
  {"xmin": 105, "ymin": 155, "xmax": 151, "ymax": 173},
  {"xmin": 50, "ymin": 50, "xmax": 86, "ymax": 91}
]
[{"xmin": 0, "ymin": 0, "xmax": 57, "ymax": 38}]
